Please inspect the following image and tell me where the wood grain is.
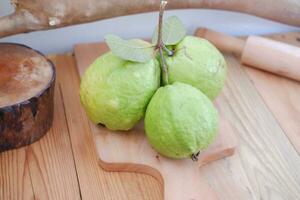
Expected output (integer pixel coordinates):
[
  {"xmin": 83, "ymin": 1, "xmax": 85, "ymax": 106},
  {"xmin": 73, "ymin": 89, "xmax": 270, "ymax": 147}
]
[
  {"xmin": 243, "ymin": 32, "xmax": 300, "ymax": 153},
  {"xmin": 25, "ymin": 84, "xmax": 81, "ymax": 200},
  {"xmin": 201, "ymin": 100, "xmax": 256, "ymax": 200},
  {"xmin": 0, "ymin": 67, "xmax": 81, "ymax": 200},
  {"xmin": 219, "ymin": 54, "xmax": 300, "ymax": 199},
  {"xmin": 55, "ymin": 55, "xmax": 163, "ymax": 200},
  {"xmin": 0, "ymin": 149, "xmax": 33, "ymax": 200}
]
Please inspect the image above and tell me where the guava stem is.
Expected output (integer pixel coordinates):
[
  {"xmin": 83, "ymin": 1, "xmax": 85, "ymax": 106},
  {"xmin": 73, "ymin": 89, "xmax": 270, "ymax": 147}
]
[
  {"xmin": 157, "ymin": 0, "xmax": 167, "ymax": 47},
  {"xmin": 191, "ymin": 151, "xmax": 200, "ymax": 162},
  {"xmin": 159, "ymin": 47, "xmax": 169, "ymax": 85},
  {"xmin": 157, "ymin": 0, "xmax": 169, "ymax": 86}
]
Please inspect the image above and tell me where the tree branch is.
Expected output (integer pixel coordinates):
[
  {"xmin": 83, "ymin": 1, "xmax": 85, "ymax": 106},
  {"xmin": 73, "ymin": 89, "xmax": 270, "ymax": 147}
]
[
  {"xmin": 1, "ymin": 0, "xmax": 300, "ymax": 38},
  {"xmin": 157, "ymin": 0, "xmax": 169, "ymax": 86}
]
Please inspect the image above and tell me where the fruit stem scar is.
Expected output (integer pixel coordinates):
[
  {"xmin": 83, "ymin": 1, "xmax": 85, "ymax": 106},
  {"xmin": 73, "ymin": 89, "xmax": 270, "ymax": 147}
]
[
  {"xmin": 156, "ymin": 0, "xmax": 169, "ymax": 85},
  {"xmin": 159, "ymin": 47, "xmax": 169, "ymax": 85}
]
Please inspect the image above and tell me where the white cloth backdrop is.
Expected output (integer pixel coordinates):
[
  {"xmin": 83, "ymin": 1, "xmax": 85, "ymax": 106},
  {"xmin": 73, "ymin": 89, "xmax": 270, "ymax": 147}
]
[{"xmin": 0, "ymin": 0, "xmax": 299, "ymax": 54}]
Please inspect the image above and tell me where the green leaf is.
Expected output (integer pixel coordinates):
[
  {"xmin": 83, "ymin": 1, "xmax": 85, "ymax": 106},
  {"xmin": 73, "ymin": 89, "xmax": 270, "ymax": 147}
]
[
  {"xmin": 105, "ymin": 34, "xmax": 154, "ymax": 63},
  {"xmin": 152, "ymin": 16, "xmax": 186, "ymax": 45}
]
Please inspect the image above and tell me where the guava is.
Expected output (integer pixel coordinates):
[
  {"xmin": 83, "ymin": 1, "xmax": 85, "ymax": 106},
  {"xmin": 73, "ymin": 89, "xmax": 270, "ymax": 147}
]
[
  {"xmin": 165, "ymin": 36, "xmax": 227, "ymax": 100},
  {"xmin": 80, "ymin": 51, "xmax": 160, "ymax": 131},
  {"xmin": 144, "ymin": 82, "xmax": 219, "ymax": 159}
]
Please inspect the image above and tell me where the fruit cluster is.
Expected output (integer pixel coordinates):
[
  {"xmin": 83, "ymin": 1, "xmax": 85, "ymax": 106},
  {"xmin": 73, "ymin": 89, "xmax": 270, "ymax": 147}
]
[{"xmin": 80, "ymin": 13, "xmax": 227, "ymax": 160}]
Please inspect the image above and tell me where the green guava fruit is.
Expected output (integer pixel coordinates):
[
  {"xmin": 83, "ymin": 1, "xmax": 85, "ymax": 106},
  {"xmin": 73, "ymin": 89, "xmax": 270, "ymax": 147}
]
[
  {"xmin": 80, "ymin": 51, "xmax": 160, "ymax": 131},
  {"xmin": 144, "ymin": 82, "xmax": 219, "ymax": 159},
  {"xmin": 165, "ymin": 36, "xmax": 227, "ymax": 100}
]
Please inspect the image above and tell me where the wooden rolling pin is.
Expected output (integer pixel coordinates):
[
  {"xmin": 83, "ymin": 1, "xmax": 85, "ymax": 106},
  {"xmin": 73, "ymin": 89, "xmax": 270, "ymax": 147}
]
[{"xmin": 195, "ymin": 28, "xmax": 300, "ymax": 81}]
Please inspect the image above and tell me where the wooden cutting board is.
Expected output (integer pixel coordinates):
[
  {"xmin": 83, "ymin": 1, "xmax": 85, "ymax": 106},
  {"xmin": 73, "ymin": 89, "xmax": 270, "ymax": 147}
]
[{"xmin": 74, "ymin": 42, "xmax": 237, "ymax": 200}]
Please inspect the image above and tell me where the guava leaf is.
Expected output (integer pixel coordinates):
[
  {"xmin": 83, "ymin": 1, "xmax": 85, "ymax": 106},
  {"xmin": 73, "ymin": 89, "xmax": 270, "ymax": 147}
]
[
  {"xmin": 152, "ymin": 16, "xmax": 186, "ymax": 45},
  {"xmin": 105, "ymin": 34, "xmax": 154, "ymax": 63}
]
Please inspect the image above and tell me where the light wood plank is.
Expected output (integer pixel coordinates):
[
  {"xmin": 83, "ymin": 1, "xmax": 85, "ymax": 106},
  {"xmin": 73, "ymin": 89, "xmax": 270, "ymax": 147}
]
[
  {"xmin": 201, "ymin": 155, "xmax": 255, "ymax": 200},
  {"xmin": 244, "ymin": 32, "xmax": 300, "ymax": 153},
  {"xmin": 200, "ymin": 111, "xmax": 255, "ymax": 200},
  {"xmin": 25, "ymin": 79, "xmax": 81, "ymax": 199},
  {"xmin": 55, "ymin": 55, "xmax": 162, "ymax": 200},
  {"xmin": 219, "ymin": 54, "xmax": 300, "ymax": 199},
  {"xmin": 0, "ymin": 148, "xmax": 34, "ymax": 200}
]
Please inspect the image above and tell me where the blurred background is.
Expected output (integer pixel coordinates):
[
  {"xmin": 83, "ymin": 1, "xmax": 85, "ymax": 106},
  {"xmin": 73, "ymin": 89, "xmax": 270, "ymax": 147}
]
[{"xmin": 1, "ymin": 0, "xmax": 300, "ymax": 54}]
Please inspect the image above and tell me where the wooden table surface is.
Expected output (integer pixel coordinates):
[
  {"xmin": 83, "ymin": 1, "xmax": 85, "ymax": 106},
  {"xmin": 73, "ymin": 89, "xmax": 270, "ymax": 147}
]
[{"xmin": 1, "ymin": 32, "xmax": 300, "ymax": 200}]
